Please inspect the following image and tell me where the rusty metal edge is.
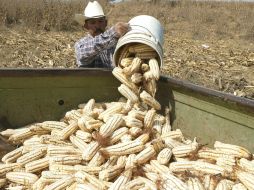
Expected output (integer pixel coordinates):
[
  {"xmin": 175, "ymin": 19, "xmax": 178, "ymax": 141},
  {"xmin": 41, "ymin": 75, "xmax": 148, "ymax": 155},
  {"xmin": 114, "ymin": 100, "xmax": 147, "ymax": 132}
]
[{"xmin": 0, "ymin": 68, "xmax": 253, "ymax": 110}]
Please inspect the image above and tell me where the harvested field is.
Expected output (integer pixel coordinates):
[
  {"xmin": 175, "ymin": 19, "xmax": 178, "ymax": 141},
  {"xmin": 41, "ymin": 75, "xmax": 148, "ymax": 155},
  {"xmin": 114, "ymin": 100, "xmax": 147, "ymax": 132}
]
[{"xmin": 0, "ymin": 0, "xmax": 253, "ymax": 99}]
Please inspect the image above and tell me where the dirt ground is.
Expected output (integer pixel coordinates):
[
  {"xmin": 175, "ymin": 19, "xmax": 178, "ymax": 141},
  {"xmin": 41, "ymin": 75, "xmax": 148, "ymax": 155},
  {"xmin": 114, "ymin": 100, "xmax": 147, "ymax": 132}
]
[{"xmin": 0, "ymin": 27, "xmax": 253, "ymax": 99}]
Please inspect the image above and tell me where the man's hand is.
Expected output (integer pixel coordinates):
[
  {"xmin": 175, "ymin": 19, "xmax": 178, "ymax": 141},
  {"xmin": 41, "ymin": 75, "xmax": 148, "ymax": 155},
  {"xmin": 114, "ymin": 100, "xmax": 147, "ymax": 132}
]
[{"xmin": 114, "ymin": 22, "xmax": 130, "ymax": 38}]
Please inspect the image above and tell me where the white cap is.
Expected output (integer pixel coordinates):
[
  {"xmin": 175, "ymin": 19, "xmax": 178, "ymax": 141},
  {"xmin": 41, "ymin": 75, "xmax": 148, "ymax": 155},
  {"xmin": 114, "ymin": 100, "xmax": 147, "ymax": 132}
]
[{"xmin": 74, "ymin": 1, "xmax": 105, "ymax": 25}]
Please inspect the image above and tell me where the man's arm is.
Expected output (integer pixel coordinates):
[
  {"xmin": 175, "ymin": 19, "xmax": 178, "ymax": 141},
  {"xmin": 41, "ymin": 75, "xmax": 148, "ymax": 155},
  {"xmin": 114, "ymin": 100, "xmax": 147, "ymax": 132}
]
[{"xmin": 75, "ymin": 27, "xmax": 119, "ymax": 67}]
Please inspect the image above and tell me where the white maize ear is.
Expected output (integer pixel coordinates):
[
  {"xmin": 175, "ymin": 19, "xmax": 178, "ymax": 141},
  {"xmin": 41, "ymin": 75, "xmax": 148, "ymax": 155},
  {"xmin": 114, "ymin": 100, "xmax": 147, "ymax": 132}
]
[
  {"xmin": 161, "ymin": 129, "xmax": 184, "ymax": 141},
  {"xmin": 161, "ymin": 172, "xmax": 188, "ymax": 190},
  {"xmin": 135, "ymin": 145, "xmax": 156, "ymax": 165},
  {"xmin": 75, "ymin": 171, "xmax": 107, "ymax": 189},
  {"xmin": 164, "ymin": 137, "xmax": 184, "ymax": 149},
  {"xmin": 120, "ymin": 57, "xmax": 134, "ymax": 68},
  {"xmin": 17, "ymin": 147, "xmax": 47, "ymax": 165},
  {"xmin": 0, "ymin": 178, "xmax": 6, "ymax": 188},
  {"xmin": 140, "ymin": 90, "xmax": 161, "ymax": 110},
  {"xmin": 8, "ymin": 128, "xmax": 34, "ymax": 143},
  {"xmin": 64, "ymin": 110, "xmax": 82, "ymax": 121},
  {"xmin": 40, "ymin": 121, "xmax": 68, "ymax": 131},
  {"xmin": 131, "ymin": 73, "xmax": 143, "ymax": 84},
  {"xmin": 109, "ymin": 127, "xmax": 129, "ymax": 144},
  {"xmin": 82, "ymin": 141, "xmax": 100, "ymax": 161},
  {"xmin": 83, "ymin": 98, "xmax": 95, "ymax": 114},
  {"xmin": 128, "ymin": 44, "xmax": 154, "ymax": 53},
  {"xmin": 122, "ymin": 177, "xmax": 145, "ymax": 189},
  {"xmin": 135, "ymin": 133, "xmax": 150, "ymax": 144},
  {"xmin": 49, "ymin": 164, "xmax": 75, "ymax": 174},
  {"xmin": 49, "ymin": 155, "xmax": 82, "ymax": 165},
  {"xmin": 136, "ymin": 176, "xmax": 157, "ymax": 190},
  {"xmin": 58, "ymin": 121, "xmax": 79, "ymax": 140},
  {"xmin": 148, "ymin": 58, "xmax": 160, "ymax": 80},
  {"xmin": 141, "ymin": 63, "xmax": 149, "ymax": 73},
  {"xmin": 136, "ymin": 51, "xmax": 158, "ymax": 60},
  {"xmin": 128, "ymin": 110, "xmax": 146, "ymax": 121},
  {"xmin": 232, "ymin": 183, "xmax": 247, "ymax": 190},
  {"xmin": 118, "ymin": 84, "xmax": 139, "ymax": 103},
  {"xmin": 157, "ymin": 148, "xmax": 172, "ymax": 165},
  {"xmin": 129, "ymin": 127, "xmax": 142, "ymax": 137},
  {"xmin": 75, "ymin": 130, "xmax": 92, "ymax": 142},
  {"xmin": 69, "ymin": 135, "xmax": 88, "ymax": 152},
  {"xmin": 144, "ymin": 108, "xmax": 156, "ymax": 129},
  {"xmin": 88, "ymin": 151, "xmax": 105, "ymax": 167},
  {"xmin": 125, "ymin": 154, "xmax": 137, "ymax": 170},
  {"xmin": 172, "ymin": 137, "xmax": 199, "ymax": 157},
  {"xmin": 44, "ymin": 175, "xmax": 75, "ymax": 190},
  {"xmin": 0, "ymin": 163, "xmax": 21, "ymax": 176},
  {"xmin": 203, "ymin": 175, "xmax": 218, "ymax": 190},
  {"xmin": 150, "ymin": 138, "xmax": 165, "ymax": 153},
  {"xmin": 215, "ymin": 179, "xmax": 234, "ymax": 190},
  {"xmin": 109, "ymin": 169, "xmax": 132, "ymax": 190},
  {"xmin": 197, "ymin": 147, "xmax": 232, "ymax": 161},
  {"xmin": 47, "ymin": 145, "xmax": 81, "ymax": 156},
  {"xmin": 99, "ymin": 165, "xmax": 124, "ymax": 181},
  {"xmin": 236, "ymin": 170, "xmax": 254, "ymax": 190},
  {"xmin": 238, "ymin": 158, "xmax": 254, "ymax": 174},
  {"xmin": 193, "ymin": 161, "xmax": 227, "ymax": 176},
  {"xmin": 187, "ymin": 177, "xmax": 205, "ymax": 190},
  {"xmin": 150, "ymin": 160, "xmax": 171, "ymax": 174},
  {"xmin": 99, "ymin": 102, "xmax": 124, "ymax": 122},
  {"xmin": 41, "ymin": 170, "xmax": 69, "ymax": 182},
  {"xmin": 6, "ymin": 171, "xmax": 38, "ymax": 186},
  {"xmin": 74, "ymin": 165, "xmax": 101, "ymax": 175},
  {"xmin": 143, "ymin": 78, "xmax": 157, "ymax": 97},
  {"xmin": 102, "ymin": 156, "xmax": 118, "ymax": 169},
  {"xmin": 117, "ymin": 155, "xmax": 127, "ymax": 167},
  {"xmin": 124, "ymin": 116, "xmax": 143, "ymax": 128},
  {"xmin": 169, "ymin": 161, "xmax": 195, "ymax": 172},
  {"xmin": 25, "ymin": 157, "xmax": 49, "ymax": 173},
  {"xmin": 2, "ymin": 146, "xmax": 23, "ymax": 163}
]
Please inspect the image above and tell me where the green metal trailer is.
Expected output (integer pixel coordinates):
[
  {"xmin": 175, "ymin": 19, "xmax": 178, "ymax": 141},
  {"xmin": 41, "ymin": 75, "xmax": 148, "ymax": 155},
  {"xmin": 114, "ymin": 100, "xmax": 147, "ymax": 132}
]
[{"xmin": 0, "ymin": 69, "xmax": 253, "ymax": 152}]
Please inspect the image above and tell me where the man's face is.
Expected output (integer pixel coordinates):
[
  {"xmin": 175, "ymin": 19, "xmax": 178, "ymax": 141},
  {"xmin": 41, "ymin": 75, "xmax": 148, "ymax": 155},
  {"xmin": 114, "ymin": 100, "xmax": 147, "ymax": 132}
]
[{"xmin": 84, "ymin": 17, "xmax": 107, "ymax": 37}]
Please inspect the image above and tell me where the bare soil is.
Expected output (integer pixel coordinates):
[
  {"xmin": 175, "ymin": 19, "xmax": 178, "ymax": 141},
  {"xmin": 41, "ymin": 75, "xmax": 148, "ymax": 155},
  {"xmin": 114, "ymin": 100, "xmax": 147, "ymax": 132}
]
[{"xmin": 0, "ymin": 27, "xmax": 253, "ymax": 99}]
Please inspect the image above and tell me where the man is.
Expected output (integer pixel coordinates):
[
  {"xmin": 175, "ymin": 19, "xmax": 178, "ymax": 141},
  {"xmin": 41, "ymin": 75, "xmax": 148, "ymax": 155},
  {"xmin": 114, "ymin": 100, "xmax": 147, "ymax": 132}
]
[{"xmin": 74, "ymin": 1, "xmax": 129, "ymax": 68}]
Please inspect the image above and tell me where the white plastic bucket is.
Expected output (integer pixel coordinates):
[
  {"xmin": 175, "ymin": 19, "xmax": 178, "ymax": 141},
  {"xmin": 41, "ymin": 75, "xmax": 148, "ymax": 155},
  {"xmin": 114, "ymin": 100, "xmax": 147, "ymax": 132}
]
[{"xmin": 113, "ymin": 15, "xmax": 164, "ymax": 67}]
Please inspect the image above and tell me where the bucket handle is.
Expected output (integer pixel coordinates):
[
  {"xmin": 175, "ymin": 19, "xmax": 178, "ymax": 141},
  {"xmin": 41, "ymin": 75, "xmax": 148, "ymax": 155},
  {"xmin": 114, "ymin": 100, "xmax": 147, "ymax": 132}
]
[{"xmin": 129, "ymin": 24, "xmax": 158, "ymax": 44}]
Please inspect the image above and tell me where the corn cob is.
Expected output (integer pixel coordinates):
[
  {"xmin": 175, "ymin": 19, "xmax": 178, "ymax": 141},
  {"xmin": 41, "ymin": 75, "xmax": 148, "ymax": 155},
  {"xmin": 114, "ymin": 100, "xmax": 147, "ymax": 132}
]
[
  {"xmin": 100, "ymin": 140, "xmax": 145, "ymax": 156},
  {"xmin": 120, "ymin": 57, "xmax": 134, "ymax": 68},
  {"xmin": 131, "ymin": 73, "xmax": 143, "ymax": 84},
  {"xmin": 49, "ymin": 155, "xmax": 82, "ymax": 165},
  {"xmin": 120, "ymin": 133, "xmax": 132, "ymax": 142},
  {"xmin": 47, "ymin": 145, "xmax": 81, "ymax": 156},
  {"xmin": 123, "ymin": 57, "xmax": 142, "ymax": 76},
  {"xmin": 193, "ymin": 161, "xmax": 227, "ymax": 176},
  {"xmin": 150, "ymin": 160, "xmax": 171, "ymax": 174},
  {"xmin": 28, "ymin": 124, "xmax": 51, "ymax": 134},
  {"xmin": 164, "ymin": 137, "xmax": 184, "ymax": 149},
  {"xmin": 144, "ymin": 108, "xmax": 156, "ymax": 129},
  {"xmin": 161, "ymin": 129, "xmax": 184, "ymax": 140},
  {"xmin": 49, "ymin": 164, "xmax": 75, "ymax": 174},
  {"xmin": 82, "ymin": 141, "xmax": 100, "ymax": 161},
  {"xmin": 141, "ymin": 63, "xmax": 150, "ymax": 73},
  {"xmin": 6, "ymin": 185, "xmax": 26, "ymax": 190},
  {"xmin": 69, "ymin": 135, "xmax": 87, "ymax": 152},
  {"xmin": 2, "ymin": 146, "xmax": 23, "ymax": 163},
  {"xmin": 99, "ymin": 165, "xmax": 124, "ymax": 181},
  {"xmin": 118, "ymin": 84, "xmax": 139, "ymax": 103},
  {"xmin": 136, "ymin": 51, "xmax": 158, "ymax": 60},
  {"xmin": 151, "ymin": 138, "xmax": 165, "ymax": 153},
  {"xmin": 6, "ymin": 171, "xmax": 38, "ymax": 186},
  {"xmin": 74, "ymin": 165, "xmax": 101, "ymax": 175},
  {"xmin": 129, "ymin": 127, "xmax": 142, "ymax": 137},
  {"xmin": 135, "ymin": 133, "xmax": 150, "ymax": 144},
  {"xmin": 64, "ymin": 110, "xmax": 82, "ymax": 121},
  {"xmin": 215, "ymin": 179, "xmax": 234, "ymax": 190},
  {"xmin": 102, "ymin": 156, "xmax": 118, "ymax": 169},
  {"xmin": 148, "ymin": 58, "xmax": 160, "ymax": 80},
  {"xmin": 16, "ymin": 147, "xmax": 47, "ymax": 165},
  {"xmin": 77, "ymin": 116, "xmax": 92, "ymax": 132},
  {"xmin": 109, "ymin": 127, "xmax": 129, "ymax": 144},
  {"xmin": 172, "ymin": 137, "xmax": 199, "ymax": 157},
  {"xmin": 214, "ymin": 141, "xmax": 251, "ymax": 159},
  {"xmin": 41, "ymin": 171, "xmax": 69, "ymax": 182},
  {"xmin": 0, "ymin": 178, "xmax": 6, "ymax": 188},
  {"xmin": 66, "ymin": 182, "xmax": 77, "ymax": 190},
  {"xmin": 238, "ymin": 158, "xmax": 254, "ymax": 174},
  {"xmin": 75, "ymin": 171, "xmax": 107, "ymax": 189},
  {"xmin": 88, "ymin": 151, "xmax": 105, "ymax": 167},
  {"xmin": 39, "ymin": 121, "xmax": 68, "ymax": 131},
  {"xmin": 152, "ymin": 120, "xmax": 162, "ymax": 134},
  {"xmin": 203, "ymin": 175, "xmax": 218, "ymax": 190},
  {"xmin": 112, "ymin": 67, "xmax": 138, "ymax": 94},
  {"xmin": 142, "ymin": 164, "xmax": 155, "ymax": 173},
  {"xmin": 187, "ymin": 177, "xmax": 205, "ymax": 190},
  {"xmin": 161, "ymin": 107, "xmax": 171, "ymax": 136},
  {"xmin": 125, "ymin": 116, "xmax": 143, "ymax": 128},
  {"xmin": 143, "ymin": 70, "xmax": 154, "ymax": 81},
  {"xmin": 8, "ymin": 128, "xmax": 34, "ymax": 143},
  {"xmin": 140, "ymin": 90, "xmax": 161, "ymax": 110},
  {"xmin": 232, "ymin": 183, "xmax": 247, "ymax": 190},
  {"xmin": 121, "ymin": 177, "xmax": 145, "ymax": 189},
  {"xmin": 75, "ymin": 183, "xmax": 98, "ymax": 190},
  {"xmin": 125, "ymin": 154, "xmax": 137, "ymax": 170},
  {"xmin": 117, "ymin": 155, "xmax": 127, "ymax": 167},
  {"xmin": 99, "ymin": 102, "xmax": 124, "ymax": 121},
  {"xmin": 145, "ymin": 172, "xmax": 160, "ymax": 183},
  {"xmin": 44, "ymin": 175, "xmax": 75, "ymax": 190},
  {"xmin": 109, "ymin": 169, "xmax": 132, "ymax": 190},
  {"xmin": 161, "ymin": 172, "xmax": 188, "ymax": 190},
  {"xmin": 99, "ymin": 114, "xmax": 124, "ymax": 138},
  {"xmin": 1, "ymin": 128, "xmax": 25, "ymax": 137},
  {"xmin": 197, "ymin": 147, "xmax": 232, "ymax": 161},
  {"xmin": 236, "ymin": 170, "xmax": 254, "ymax": 190},
  {"xmin": 136, "ymin": 176, "xmax": 157, "ymax": 190},
  {"xmin": 157, "ymin": 148, "xmax": 172, "ymax": 165},
  {"xmin": 25, "ymin": 157, "xmax": 49, "ymax": 173},
  {"xmin": 121, "ymin": 100, "xmax": 134, "ymax": 114},
  {"xmin": 84, "ymin": 119, "xmax": 104, "ymax": 131},
  {"xmin": 169, "ymin": 161, "xmax": 195, "ymax": 172},
  {"xmin": 83, "ymin": 98, "xmax": 95, "ymax": 114},
  {"xmin": 128, "ymin": 109, "xmax": 146, "ymax": 121},
  {"xmin": 135, "ymin": 145, "xmax": 156, "ymax": 165},
  {"xmin": 58, "ymin": 121, "xmax": 79, "ymax": 140},
  {"xmin": 128, "ymin": 44, "xmax": 154, "ymax": 53},
  {"xmin": 143, "ymin": 78, "xmax": 157, "ymax": 97}
]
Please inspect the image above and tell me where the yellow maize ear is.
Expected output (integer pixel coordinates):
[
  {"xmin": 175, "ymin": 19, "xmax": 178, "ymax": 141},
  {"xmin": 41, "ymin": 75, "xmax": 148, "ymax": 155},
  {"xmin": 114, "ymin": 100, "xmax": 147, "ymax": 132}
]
[
  {"xmin": 58, "ymin": 121, "xmax": 79, "ymax": 140},
  {"xmin": 172, "ymin": 137, "xmax": 199, "ymax": 158},
  {"xmin": 75, "ymin": 171, "xmax": 107, "ymax": 190},
  {"xmin": 17, "ymin": 147, "xmax": 47, "ymax": 165},
  {"xmin": 88, "ymin": 151, "xmax": 106, "ymax": 167},
  {"xmin": 82, "ymin": 141, "xmax": 100, "ymax": 161},
  {"xmin": 0, "ymin": 178, "xmax": 6, "ymax": 188},
  {"xmin": 148, "ymin": 58, "xmax": 160, "ymax": 80},
  {"xmin": 136, "ymin": 51, "xmax": 158, "ymax": 60},
  {"xmin": 215, "ymin": 179, "xmax": 234, "ymax": 190},
  {"xmin": 238, "ymin": 158, "xmax": 254, "ymax": 174},
  {"xmin": 214, "ymin": 141, "xmax": 251, "ymax": 159},
  {"xmin": 140, "ymin": 90, "xmax": 161, "ymax": 110},
  {"xmin": 135, "ymin": 145, "xmax": 156, "ymax": 165},
  {"xmin": 100, "ymin": 140, "xmax": 145, "ymax": 156},
  {"xmin": 131, "ymin": 73, "xmax": 143, "ymax": 84},
  {"xmin": 64, "ymin": 110, "xmax": 82, "ymax": 121},
  {"xmin": 44, "ymin": 176, "xmax": 75, "ymax": 190},
  {"xmin": 47, "ymin": 144, "xmax": 81, "ymax": 156},
  {"xmin": 74, "ymin": 165, "xmax": 101, "ymax": 175},
  {"xmin": 143, "ymin": 78, "xmax": 157, "ymax": 97},
  {"xmin": 161, "ymin": 172, "xmax": 188, "ymax": 190},
  {"xmin": 187, "ymin": 177, "xmax": 206, "ymax": 190},
  {"xmin": 129, "ymin": 127, "xmax": 142, "ymax": 137},
  {"xmin": 49, "ymin": 155, "xmax": 82, "ymax": 165},
  {"xmin": 99, "ymin": 114, "xmax": 124, "ymax": 138},
  {"xmin": 150, "ymin": 160, "xmax": 171, "ymax": 174},
  {"xmin": 161, "ymin": 129, "xmax": 184, "ymax": 141},
  {"xmin": 2, "ymin": 146, "xmax": 23, "ymax": 163},
  {"xmin": 82, "ymin": 98, "xmax": 95, "ymax": 114},
  {"xmin": 99, "ymin": 165, "xmax": 124, "ymax": 181},
  {"xmin": 109, "ymin": 127, "xmax": 129, "ymax": 144},
  {"xmin": 236, "ymin": 170, "xmax": 254, "ymax": 190},
  {"xmin": 49, "ymin": 164, "xmax": 75, "ymax": 174},
  {"xmin": 120, "ymin": 57, "xmax": 134, "ymax": 68},
  {"xmin": 128, "ymin": 44, "xmax": 154, "ymax": 54},
  {"xmin": 124, "ymin": 116, "xmax": 143, "ymax": 128},
  {"xmin": 109, "ymin": 169, "xmax": 132, "ymax": 190},
  {"xmin": 112, "ymin": 67, "xmax": 139, "ymax": 93},
  {"xmin": 232, "ymin": 183, "xmax": 247, "ymax": 190},
  {"xmin": 0, "ymin": 163, "xmax": 21, "ymax": 176},
  {"xmin": 69, "ymin": 135, "xmax": 88, "ymax": 152},
  {"xmin": 157, "ymin": 148, "xmax": 172, "ymax": 165},
  {"xmin": 144, "ymin": 108, "xmax": 156, "ymax": 129},
  {"xmin": 75, "ymin": 130, "xmax": 92, "ymax": 142},
  {"xmin": 99, "ymin": 102, "xmax": 124, "ymax": 121},
  {"xmin": 118, "ymin": 84, "xmax": 139, "ymax": 103},
  {"xmin": 169, "ymin": 161, "xmax": 195, "ymax": 172},
  {"xmin": 25, "ymin": 157, "xmax": 49, "ymax": 173},
  {"xmin": 6, "ymin": 171, "xmax": 38, "ymax": 186},
  {"xmin": 203, "ymin": 175, "xmax": 218, "ymax": 190}
]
